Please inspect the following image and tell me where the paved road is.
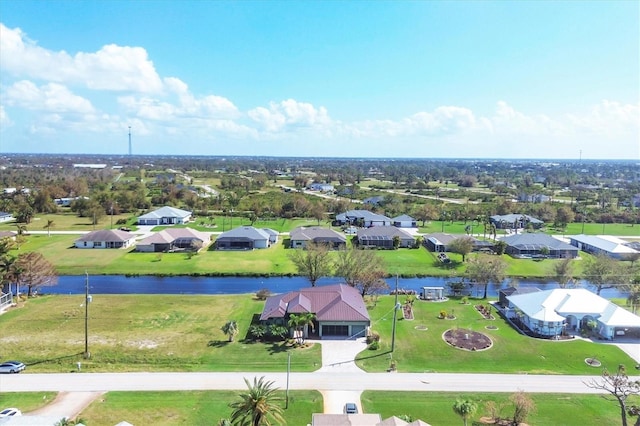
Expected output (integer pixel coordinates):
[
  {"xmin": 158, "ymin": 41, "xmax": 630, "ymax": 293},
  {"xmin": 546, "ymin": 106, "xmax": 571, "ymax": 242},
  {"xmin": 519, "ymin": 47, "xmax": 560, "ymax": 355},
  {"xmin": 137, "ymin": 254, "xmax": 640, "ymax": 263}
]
[{"xmin": 0, "ymin": 371, "xmax": 612, "ymax": 394}]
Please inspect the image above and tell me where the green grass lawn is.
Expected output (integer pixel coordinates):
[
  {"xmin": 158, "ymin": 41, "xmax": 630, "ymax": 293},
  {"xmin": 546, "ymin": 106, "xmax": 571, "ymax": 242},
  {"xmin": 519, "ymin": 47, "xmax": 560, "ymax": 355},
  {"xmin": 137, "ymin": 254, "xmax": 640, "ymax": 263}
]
[
  {"xmin": 0, "ymin": 211, "xmax": 136, "ymax": 232},
  {"xmin": 0, "ymin": 392, "xmax": 56, "ymax": 413},
  {"xmin": 356, "ymin": 296, "xmax": 635, "ymax": 374},
  {"xmin": 76, "ymin": 390, "xmax": 322, "ymax": 426},
  {"xmin": 363, "ymin": 391, "xmax": 638, "ymax": 426},
  {"xmin": 0, "ymin": 295, "xmax": 320, "ymax": 373},
  {"xmin": 10, "ymin": 232, "xmax": 618, "ymax": 280}
]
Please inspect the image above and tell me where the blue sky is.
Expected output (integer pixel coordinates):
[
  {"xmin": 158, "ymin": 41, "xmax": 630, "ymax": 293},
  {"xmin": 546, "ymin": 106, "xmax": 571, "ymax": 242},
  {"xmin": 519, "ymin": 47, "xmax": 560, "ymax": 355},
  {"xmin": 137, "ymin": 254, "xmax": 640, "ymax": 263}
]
[{"xmin": 0, "ymin": 1, "xmax": 638, "ymax": 159}]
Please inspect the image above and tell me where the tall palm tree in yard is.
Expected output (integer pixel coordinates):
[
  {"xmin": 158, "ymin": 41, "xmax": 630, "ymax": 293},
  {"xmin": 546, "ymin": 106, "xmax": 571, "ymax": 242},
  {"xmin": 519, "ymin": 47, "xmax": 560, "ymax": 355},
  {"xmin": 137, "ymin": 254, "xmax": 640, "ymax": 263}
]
[
  {"xmin": 452, "ymin": 398, "xmax": 477, "ymax": 426},
  {"xmin": 229, "ymin": 376, "xmax": 285, "ymax": 426},
  {"xmin": 43, "ymin": 219, "xmax": 55, "ymax": 237},
  {"xmin": 287, "ymin": 312, "xmax": 316, "ymax": 344}
]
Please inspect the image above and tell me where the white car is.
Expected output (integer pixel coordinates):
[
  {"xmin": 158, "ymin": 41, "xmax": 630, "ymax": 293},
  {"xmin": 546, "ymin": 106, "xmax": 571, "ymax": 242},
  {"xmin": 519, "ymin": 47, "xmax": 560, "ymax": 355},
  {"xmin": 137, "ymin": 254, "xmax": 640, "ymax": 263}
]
[
  {"xmin": 0, "ymin": 407, "xmax": 22, "ymax": 417},
  {"xmin": 0, "ymin": 361, "xmax": 25, "ymax": 374}
]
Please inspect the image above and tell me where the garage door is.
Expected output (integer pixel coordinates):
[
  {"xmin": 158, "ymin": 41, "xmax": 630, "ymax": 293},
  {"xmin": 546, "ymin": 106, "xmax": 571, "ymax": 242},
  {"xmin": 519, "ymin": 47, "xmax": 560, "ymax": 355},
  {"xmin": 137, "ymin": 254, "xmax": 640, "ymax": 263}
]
[
  {"xmin": 322, "ymin": 325, "xmax": 349, "ymax": 336},
  {"xmin": 351, "ymin": 325, "xmax": 366, "ymax": 338}
]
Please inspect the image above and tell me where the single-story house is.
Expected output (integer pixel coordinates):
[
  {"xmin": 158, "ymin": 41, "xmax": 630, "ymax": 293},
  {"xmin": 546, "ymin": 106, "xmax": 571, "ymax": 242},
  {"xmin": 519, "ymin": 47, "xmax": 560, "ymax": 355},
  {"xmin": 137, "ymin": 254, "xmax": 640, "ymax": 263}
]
[
  {"xmin": 215, "ymin": 226, "xmax": 274, "ymax": 250},
  {"xmin": 423, "ymin": 233, "xmax": 457, "ymax": 252},
  {"xmin": 289, "ymin": 226, "xmax": 346, "ymax": 249},
  {"xmin": 505, "ymin": 288, "xmax": 640, "ymax": 339},
  {"xmin": 136, "ymin": 228, "xmax": 211, "ymax": 252},
  {"xmin": 363, "ymin": 196, "xmax": 385, "ymax": 206},
  {"xmin": 260, "ymin": 284, "xmax": 370, "ymax": 339},
  {"xmin": 498, "ymin": 286, "xmax": 541, "ymax": 308},
  {"xmin": 54, "ymin": 196, "xmax": 87, "ymax": 207},
  {"xmin": 392, "ymin": 214, "xmax": 417, "ymax": 228},
  {"xmin": 357, "ymin": 226, "xmax": 415, "ymax": 249},
  {"xmin": 334, "ymin": 210, "xmax": 392, "ymax": 228},
  {"xmin": 517, "ymin": 193, "xmax": 551, "ymax": 203},
  {"xmin": 500, "ymin": 234, "xmax": 578, "ymax": 259},
  {"xmin": 568, "ymin": 235, "xmax": 639, "ymax": 260},
  {"xmin": 75, "ymin": 229, "xmax": 136, "ymax": 249},
  {"xmin": 262, "ymin": 228, "xmax": 279, "ymax": 244},
  {"xmin": 309, "ymin": 183, "xmax": 334, "ymax": 192},
  {"xmin": 0, "ymin": 211, "xmax": 15, "ymax": 223},
  {"xmin": 490, "ymin": 214, "xmax": 544, "ymax": 229},
  {"xmin": 137, "ymin": 206, "xmax": 192, "ymax": 226}
]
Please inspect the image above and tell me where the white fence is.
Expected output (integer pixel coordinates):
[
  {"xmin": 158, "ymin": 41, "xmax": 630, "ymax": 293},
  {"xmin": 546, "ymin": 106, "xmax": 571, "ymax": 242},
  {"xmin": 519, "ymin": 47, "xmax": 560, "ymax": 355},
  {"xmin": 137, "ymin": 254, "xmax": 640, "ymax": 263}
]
[{"xmin": 0, "ymin": 292, "xmax": 12, "ymax": 310}]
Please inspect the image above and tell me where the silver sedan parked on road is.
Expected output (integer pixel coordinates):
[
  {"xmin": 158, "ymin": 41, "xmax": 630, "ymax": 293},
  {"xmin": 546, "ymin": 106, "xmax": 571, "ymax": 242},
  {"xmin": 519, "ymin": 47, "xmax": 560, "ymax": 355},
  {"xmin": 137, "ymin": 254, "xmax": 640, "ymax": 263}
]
[{"xmin": 0, "ymin": 361, "xmax": 26, "ymax": 373}]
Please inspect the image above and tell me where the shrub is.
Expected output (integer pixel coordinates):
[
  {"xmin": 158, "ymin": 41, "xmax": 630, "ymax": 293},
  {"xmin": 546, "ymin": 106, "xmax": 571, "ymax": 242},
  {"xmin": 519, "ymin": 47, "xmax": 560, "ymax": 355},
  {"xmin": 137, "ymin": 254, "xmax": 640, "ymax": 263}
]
[
  {"xmin": 439, "ymin": 310, "xmax": 447, "ymax": 319},
  {"xmin": 255, "ymin": 288, "xmax": 272, "ymax": 301},
  {"xmin": 461, "ymin": 296, "xmax": 469, "ymax": 304},
  {"xmin": 366, "ymin": 332, "xmax": 380, "ymax": 344},
  {"xmin": 368, "ymin": 341, "xmax": 379, "ymax": 350}
]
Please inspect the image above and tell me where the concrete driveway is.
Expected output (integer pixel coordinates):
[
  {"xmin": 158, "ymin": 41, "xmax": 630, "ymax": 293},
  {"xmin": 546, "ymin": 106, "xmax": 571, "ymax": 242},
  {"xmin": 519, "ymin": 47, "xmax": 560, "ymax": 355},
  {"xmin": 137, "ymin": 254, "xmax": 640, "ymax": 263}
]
[{"xmin": 316, "ymin": 338, "xmax": 367, "ymax": 413}]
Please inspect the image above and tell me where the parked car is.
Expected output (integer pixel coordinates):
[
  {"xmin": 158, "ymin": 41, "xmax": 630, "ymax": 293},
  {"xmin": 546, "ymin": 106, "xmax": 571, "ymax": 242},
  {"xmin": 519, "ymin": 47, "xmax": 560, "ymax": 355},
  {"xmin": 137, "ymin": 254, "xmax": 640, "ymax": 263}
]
[
  {"xmin": 0, "ymin": 361, "xmax": 25, "ymax": 373},
  {"xmin": 344, "ymin": 226, "xmax": 358, "ymax": 235},
  {"xmin": 344, "ymin": 403, "xmax": 358, "ymax": 414},
  {"xmin": 0, "ymin": 407, "xmax": 22, "ymax": 417}
]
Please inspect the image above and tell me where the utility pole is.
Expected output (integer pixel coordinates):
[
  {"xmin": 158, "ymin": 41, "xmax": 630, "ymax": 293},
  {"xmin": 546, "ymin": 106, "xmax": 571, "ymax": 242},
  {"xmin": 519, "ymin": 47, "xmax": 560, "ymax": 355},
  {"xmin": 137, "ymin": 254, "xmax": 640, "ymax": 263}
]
[
  {"xmin": 285, "ymin": 352, "xmax": 291, "ymax": 409},
  {"xmin": 391, "ymin": 275, "xmax": 399, "ymax": 353},
  {"xmin": 84, "ymin": 271, "xmax": 90, "ymax": 359}
]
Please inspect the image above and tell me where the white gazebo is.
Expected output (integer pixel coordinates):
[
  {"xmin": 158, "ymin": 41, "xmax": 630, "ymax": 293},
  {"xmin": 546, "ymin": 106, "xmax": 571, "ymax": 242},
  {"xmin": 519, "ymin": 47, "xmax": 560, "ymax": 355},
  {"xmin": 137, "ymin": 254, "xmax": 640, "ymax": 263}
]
[{"xmin": 421, "ymin": 286, "xmax": 445, "ymax": 301}]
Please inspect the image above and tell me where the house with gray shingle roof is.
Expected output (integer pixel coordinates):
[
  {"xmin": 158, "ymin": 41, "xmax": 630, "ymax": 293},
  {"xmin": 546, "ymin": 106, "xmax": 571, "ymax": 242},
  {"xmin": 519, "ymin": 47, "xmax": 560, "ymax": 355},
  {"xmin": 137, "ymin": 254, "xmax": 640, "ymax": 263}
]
[
  {"xmin": 357, "ymin": 226, "xmax": 415, "ymax": 249},
  {"xmin": 334, "ymin": 210, "xmax": 391, "ymax": 227},
  {"xmin": 136, "ymin": 228, "xmax": 211, "ymax": 252},
  {"xmin": 260, "ymin": 284, "xmax": 370, "ymax": 339},
  {"xmin": 137, "ymin": 206, "xmax": 192, "ymax": 226},
  {"xmin": 0, "ymin": 211, "xmax": 14, "ymax": 223},
  {"xmin": 74, "ymin": 229, "xmax": 136, "ymax": 249},
  {"xmin": 289, "ymin": 226, "xmax": 346, "ymax": 249},
  {"xmin": 500, "ymin": 233, "xmax": 578, "ymax": 259},
  {"xmin": 391, "ymin": 214, "xmax": 417, "ymax": 228},
  {"xmin": 490, "ymin": 214, "xmax": 543, "ymax": 229},
  {"xmin": 215, "ymin": 226, "xmax": 274, "ymax": 250}
]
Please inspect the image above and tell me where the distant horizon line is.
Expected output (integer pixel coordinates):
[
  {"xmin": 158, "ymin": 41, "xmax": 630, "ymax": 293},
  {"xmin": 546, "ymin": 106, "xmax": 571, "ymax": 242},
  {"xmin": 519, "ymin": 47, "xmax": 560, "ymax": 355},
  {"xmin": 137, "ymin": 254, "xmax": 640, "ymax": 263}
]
[{"xmin": 0, "ymin": 152, "xmax": 638, "ymax": 163}]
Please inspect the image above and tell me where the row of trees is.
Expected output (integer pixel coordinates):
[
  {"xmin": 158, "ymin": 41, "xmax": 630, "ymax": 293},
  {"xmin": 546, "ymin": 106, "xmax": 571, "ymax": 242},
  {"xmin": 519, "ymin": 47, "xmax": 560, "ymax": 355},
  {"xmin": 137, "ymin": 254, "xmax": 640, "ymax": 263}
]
[
  {"xmin": 288, "ymin": 243, "xmax": 388, "ymax": 296},
  {"xmin": 0, "ymin": 239, "xmax": 57, "ymax": 297}
]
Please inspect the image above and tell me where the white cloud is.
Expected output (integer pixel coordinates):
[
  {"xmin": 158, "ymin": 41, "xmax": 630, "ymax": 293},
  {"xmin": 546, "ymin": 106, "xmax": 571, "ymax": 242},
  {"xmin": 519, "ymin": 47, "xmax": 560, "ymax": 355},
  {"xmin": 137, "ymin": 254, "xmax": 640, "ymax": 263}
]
[
  {"xmin": 248, "ymin": 99, "xmax": 331, "ymax": 132},
  {"xmin": 0, "ymin": 23, "xmax": 163, "ymax": 93},
  {"xmin": 119, "ymin": 77, "xmax": 238, "ymax": 122},
  {"xmin": 0, "ymin": 105, "xmax": 12, "ymax": 128},
  {"xmin": 567, "ymin": 100, "xmax": 640, "ymax": 135},
  {"xmin": 5, "ymin": 80, "xmax": 95, "ymax": 114}
]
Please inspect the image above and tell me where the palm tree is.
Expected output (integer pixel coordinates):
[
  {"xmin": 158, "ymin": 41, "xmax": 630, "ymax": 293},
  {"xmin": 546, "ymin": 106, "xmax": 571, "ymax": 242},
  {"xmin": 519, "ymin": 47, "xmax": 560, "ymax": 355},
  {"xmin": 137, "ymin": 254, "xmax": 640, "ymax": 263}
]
[
  {"xmin": 43, "ymin": 219, "xmax": 55, "ymax": 237},
  {"xmin": 229, "ymin": 376, "xmax": 285, "ymax": 426},
  {"xmin": 452, "ymin": 398, "xmax": 477, "ymax": 426},
  {"xmin": 287, "ymin": 313, "xmax": 316, "ymax": 344},
  {"xmin": 221, "ymin": 320, "xmax": 239, "ymax": 342}
]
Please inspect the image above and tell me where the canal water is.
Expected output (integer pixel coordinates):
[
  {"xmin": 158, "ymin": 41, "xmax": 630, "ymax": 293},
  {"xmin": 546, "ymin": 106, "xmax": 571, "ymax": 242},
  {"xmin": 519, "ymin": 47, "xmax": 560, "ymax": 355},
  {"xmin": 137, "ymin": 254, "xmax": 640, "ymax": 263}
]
[{"xmin": 41, "ymin": 275, "xmax": 627, "ymax": 299}]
